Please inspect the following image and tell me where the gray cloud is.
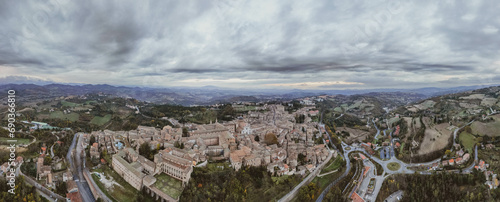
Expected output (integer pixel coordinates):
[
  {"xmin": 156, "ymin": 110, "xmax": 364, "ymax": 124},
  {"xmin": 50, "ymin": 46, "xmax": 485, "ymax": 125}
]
[{"xmin": 0, "ymin": 0, "xmax": 499, "ymax": 89}]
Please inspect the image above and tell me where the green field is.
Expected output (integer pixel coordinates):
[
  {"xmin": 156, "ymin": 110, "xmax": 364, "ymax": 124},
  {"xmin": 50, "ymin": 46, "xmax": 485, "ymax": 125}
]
[
  {"xmin": 388, "ymin": 117, "xmax": 400, "ymax": 126},
  {"xmin": 320, "ymin": 156, "xmax": 344, "ymax": 174},
  {"xmin": 0, "ymin": 137, "xmax": 32, "ymax": 145},
  {"xmin": 49, "ymin": 111, "xmax": 80, "ymax": 122},
  {"xmin": 387, "ymin": 162, "xmax": 401, "ymax": 171},
  {"xmin": 61, "ymin": 100, "xmax": 80, "ymax": 107},
  {"xmin": 459, "ymin": 131, "xmax": 478, "ymax": 153},
  {"xmin": 334, "ymin": 107, "xmax": 343, "ymax": 113},
  {"xmin": 153, "ymin": 173, "xmax": 184, "ymax": 199},
  {"xmin": 85, "ymin": 100, "xmax": 97, "ymax": 105},
  {"xmin": 91, "ymin": 114, "xmax": 112, "ymax": 126},
  {"xmin": 92, "ymin": 166, "xmax": 138, "ymax": 202}
]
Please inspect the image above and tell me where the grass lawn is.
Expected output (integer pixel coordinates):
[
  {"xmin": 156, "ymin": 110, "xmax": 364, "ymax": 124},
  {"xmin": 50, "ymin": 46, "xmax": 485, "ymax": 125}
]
[
  {"xmin": 459, "ymin": 131, "xmax": 478, "ymax": 153},
  {"xmin": 91, "ymin": 114, "xmax": 112, "ymax": 126},
  {"xmin": 91, "ymin": 165, "xmax": 138, "ymax": 202},
  {"xmin": 387, "ymin": 162, "xmax": 401, "ymax": 171},
  {"xmin": 0, "ymin": 137, "xmax": 32, "ymax": 145},
  {"xmin": 49, "ymin": 111, "xmax": 80, "ymax": 122},
  {"xmin": 153, "ymin": 173, "xmax": 184, "ymax": 199},
  {"xmin": 320, "ymin": 156, "xmax": 344, "ymax": 174}
]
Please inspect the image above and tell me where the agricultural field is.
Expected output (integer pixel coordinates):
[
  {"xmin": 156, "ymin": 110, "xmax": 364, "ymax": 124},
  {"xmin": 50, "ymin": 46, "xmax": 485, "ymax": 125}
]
[
  {"xmin": 388, "ymin": 117, "xmax": 400, "ymax": 128},
  {"xmin": 471, "ymin": 114, "xmax": 500, "ymax": 136},
  {"xmin": 91, "ymin": 114, "xmax": 112, "ymax": 126},
  {"xmin": 338, "ymin": 127, "xmax": 371, "ymax": 144},
  {"xmin": 458, "ymin": 131, "xmax": 478, "ymax": 153},
  {"xmin": 418, "ymin": 121, "xmax": 452, "ymax": 155},
  {"xmin": 61, "ymin": 100, "xmax": 80, "ymax": 107},
  {"xmin": 414, "ymin": 100, "xmax": 436, "ymax": 110},
  {"xmin": 49, "ymin": 111, "xmax": 80, "ymax": 122},
  {"xmin": 0, "ymin": 137, "xmax": 32, "ymax": 145}
]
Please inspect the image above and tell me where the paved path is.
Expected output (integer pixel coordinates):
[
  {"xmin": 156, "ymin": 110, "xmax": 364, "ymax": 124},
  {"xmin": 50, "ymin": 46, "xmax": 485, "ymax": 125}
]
[{"xmin": 317, "ymin": 168, "xmax": 339, "ymax": 177}]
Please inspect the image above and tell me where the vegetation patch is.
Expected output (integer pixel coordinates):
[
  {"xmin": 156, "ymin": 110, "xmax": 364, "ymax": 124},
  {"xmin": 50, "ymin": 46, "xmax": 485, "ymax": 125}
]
[
  {"xmin": 459, "ymin": 131, "xmax": 478, "ymax": 153},
  {"xmin": 0, "ymin": 137, "xmax": 32, "ymax": 145},
  {"xmin": 471, "ymin": 114, "xmax": 500, "ymax": 136},
  {"xmin": 49, "ymin": 111, "xmax": 80, "ymax": 122},
  {"xmin": 91, "ymin": 114, "xmax": 112, "ymax": 126},
  {"xmin": 181, "ymin": 164, "xmax": 300, "ymax": 201},
  {"xmin": 91, "ymin": 165, "xmax": 138, "ymax": 202},
  {"xmin": 61, "ymin": 100, "xmax": 80, "ymax": 107},
  {"xmin": 320, "ymin": 156, "xmax": 344, "ymax": 174},
  {"xmin": 153, "ymin": 173, "xmax": 184, "ymax": 200},
  {"xmin": 387, "ymin": 162, "xmax": 401, "ymax": 171}
]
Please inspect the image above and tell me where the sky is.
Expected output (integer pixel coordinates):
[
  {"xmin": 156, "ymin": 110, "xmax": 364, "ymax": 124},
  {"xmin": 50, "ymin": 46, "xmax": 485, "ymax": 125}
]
[{"xmin": 1, "ymin": 0, "xmax": 500, "ymax": 89}]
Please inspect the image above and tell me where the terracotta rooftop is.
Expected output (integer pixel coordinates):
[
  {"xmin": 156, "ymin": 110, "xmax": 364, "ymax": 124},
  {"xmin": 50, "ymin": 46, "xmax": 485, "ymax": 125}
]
[{"xmin": 351, "ymin": 192, "xmax": 365, "ymax": 202}]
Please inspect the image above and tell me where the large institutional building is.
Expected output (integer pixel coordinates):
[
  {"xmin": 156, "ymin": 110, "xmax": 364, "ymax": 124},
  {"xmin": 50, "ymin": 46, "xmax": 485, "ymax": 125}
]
[{"xmin": 112, "ymin": 147, "xmax": 194, "ymax": 201}]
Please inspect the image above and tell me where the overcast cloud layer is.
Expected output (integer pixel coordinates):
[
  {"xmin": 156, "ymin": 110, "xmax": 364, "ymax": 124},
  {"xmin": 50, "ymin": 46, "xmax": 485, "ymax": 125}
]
[{"xmin": 1, "ymin": 0, "xmax": 499, "ymax": 89}]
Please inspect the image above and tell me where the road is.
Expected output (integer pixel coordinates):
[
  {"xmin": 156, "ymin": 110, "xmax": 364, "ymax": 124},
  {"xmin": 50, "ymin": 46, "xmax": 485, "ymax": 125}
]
[
  {"xmin": 16, "ymin": 162, "xmax": 66, "ymax": 201},
  {"xmin": 384, "ymin": 190, "xmax": 404, "ymax": 202},
  {"xmin": 50, "ymin": 133, "xmax": 59, "ymax": 158},
  {"xmin": 372, "ymin": 119, "xmax": 381, "ymax": 140},
  {"xmin": 67, "ymin": 132, "xmax": 95, "ymax": 202},
  {"xmin": 278, "ymin": 149, "xmax": 334, "ymax": 202},
  {"xmin": 316, "ymin": 142, "xmax": 353, "ymax": 202},
  {"xmin": 451, "ymin": 121, "xmax": 475, "ymax": 151}
]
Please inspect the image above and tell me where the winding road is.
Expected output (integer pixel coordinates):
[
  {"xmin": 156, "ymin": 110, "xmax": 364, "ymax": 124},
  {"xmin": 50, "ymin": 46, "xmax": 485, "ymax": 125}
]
[{"xmin": 314, "ymin": 118, "xmax": 480, "ymax": 202}]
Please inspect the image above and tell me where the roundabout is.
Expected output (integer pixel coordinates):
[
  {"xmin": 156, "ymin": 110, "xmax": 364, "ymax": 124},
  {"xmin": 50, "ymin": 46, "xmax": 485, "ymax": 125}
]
[{"xmin": 387, "ymin": 162, "xmax": 401, "ymax": 171}]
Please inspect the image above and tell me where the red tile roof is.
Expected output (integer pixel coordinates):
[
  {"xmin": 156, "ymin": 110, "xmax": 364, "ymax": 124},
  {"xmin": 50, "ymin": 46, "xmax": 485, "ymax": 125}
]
[
  {"xmin": 351, "ymin": 192, "xmax": 365, "ymax": 202},
  {"xmin": 66, "ymin": 192, "xmax": 82, "ymax": 202}
]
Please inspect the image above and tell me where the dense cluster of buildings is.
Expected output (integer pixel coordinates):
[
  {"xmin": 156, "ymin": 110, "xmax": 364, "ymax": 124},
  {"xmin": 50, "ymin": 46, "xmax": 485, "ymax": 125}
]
[{"xmin": 83, "ymin": 104, "xmax": 330, "ymax": 201}]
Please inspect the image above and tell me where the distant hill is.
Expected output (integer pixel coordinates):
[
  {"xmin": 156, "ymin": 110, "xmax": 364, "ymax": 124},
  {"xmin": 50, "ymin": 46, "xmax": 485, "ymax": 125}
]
[{"xmin": 0, "ymin": 82, "xmax": 495, "ymax": 106}]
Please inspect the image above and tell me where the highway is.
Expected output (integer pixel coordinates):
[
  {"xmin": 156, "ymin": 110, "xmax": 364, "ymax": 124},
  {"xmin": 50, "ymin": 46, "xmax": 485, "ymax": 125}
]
[{"xmin": 67, "ymin": 132, "xmax": 95, "ymax": 202}]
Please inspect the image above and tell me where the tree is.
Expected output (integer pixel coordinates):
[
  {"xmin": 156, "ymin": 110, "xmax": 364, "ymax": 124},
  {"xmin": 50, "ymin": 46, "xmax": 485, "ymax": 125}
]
[
  {"xmin": 90, "ymin": 135, "xmax": 96, "ymax": 145},
  {"xmin": 264, "ymin": 133, "xmax": 278, "ymax": 145},
  {"xmin": 182, "ymin": 127, "xmax": 189, "ymax": 137},
  {"xmin": 298, "ymin": 153, "xmax": 306, "ymax": 165},
  {"xmin": 44, "ymin": 156, "xmax": 52, "ymax": 165},
  {"xmin": 254, "ymin": 135, "xmax": 260, "ymax": 142},
  {"xmin": 55, "ymin": 182, "xmax": 67, "ymax": 196},
  {"xmin": 298, "ymin": 182, "xmax": 319, "ymax": 201},
  {"xmin": 445, "ymin": 150, "xmax": 452, "ymax": 156},
  {"xmin": 139, "ymin": 142, "xmax": 152, "ymax": 160}
]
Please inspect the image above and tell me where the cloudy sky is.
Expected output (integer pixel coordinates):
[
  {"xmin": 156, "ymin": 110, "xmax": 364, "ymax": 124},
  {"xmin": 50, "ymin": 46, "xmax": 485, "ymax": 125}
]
[{"xmin": 1, "ymin": 0, "xmax": 499, "ymax": 89}]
